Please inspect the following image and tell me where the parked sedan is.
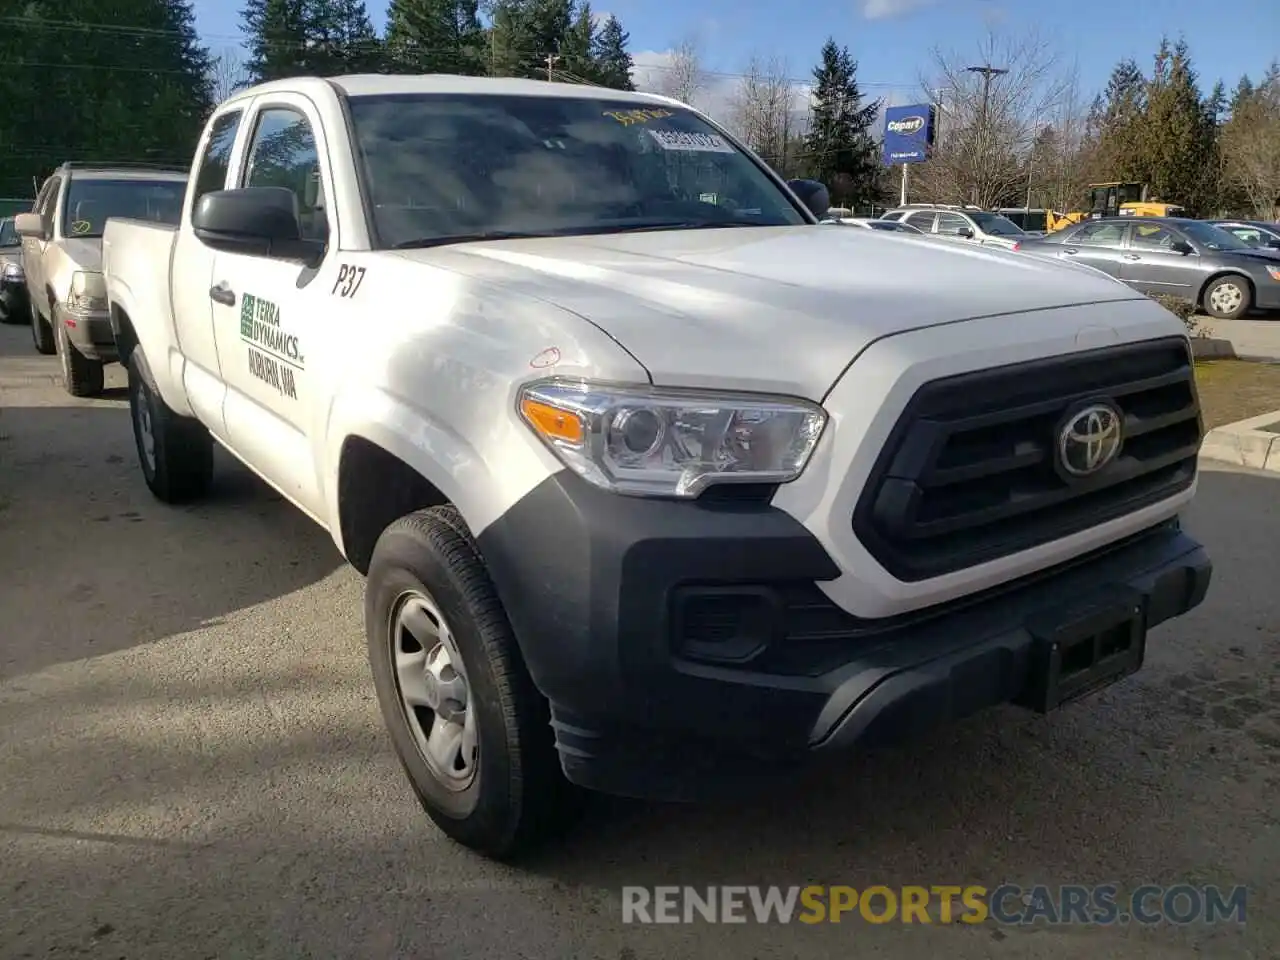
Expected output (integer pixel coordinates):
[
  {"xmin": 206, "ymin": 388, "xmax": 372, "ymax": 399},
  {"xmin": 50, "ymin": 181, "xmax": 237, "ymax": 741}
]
[
  {"xmin": 0, "ymin": 216, "xmax": 27, "ymax": 325},
  {"xmin": 1209, "ymin": 219, "xmax": 1280, "ymax": 251},
  {"xmin": 1017, "ymin": 216, "xmax": 1280, "ymax": 319}
]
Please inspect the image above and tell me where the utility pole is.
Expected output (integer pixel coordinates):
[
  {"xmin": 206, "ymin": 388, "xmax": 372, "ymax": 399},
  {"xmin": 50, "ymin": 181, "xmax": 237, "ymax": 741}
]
[
  {"xmin": 966, "ymin": 64, "xmax": 1008, "ymax": 207},
  {"xmin": 544, "ymin": 53, "xmax": 560, "ymax": 82}
]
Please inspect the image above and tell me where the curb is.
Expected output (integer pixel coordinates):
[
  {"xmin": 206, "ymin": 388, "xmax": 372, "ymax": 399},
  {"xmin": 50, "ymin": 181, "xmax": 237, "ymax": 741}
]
[
  {"xmin": 1200, "ymin": 409, "xmax": 1280, "ymax": 472},
  {"xmin": 1190, "ymin": 337, "xmax": 1237, "ymax": 360}
]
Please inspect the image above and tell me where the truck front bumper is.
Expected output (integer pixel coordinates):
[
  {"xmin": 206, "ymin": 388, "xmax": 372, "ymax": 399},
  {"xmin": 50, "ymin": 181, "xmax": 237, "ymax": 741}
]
[
  {"xmin": 475, "ymin": 471, "xmax": 1212, "ymax": 803},
  {"xmin": 57, "ymin": 306, "xmax": 117, "ymax": 362}
]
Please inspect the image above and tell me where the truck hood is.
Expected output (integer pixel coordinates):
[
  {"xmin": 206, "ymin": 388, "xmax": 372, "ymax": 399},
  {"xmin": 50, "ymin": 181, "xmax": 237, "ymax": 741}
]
[
  {"xmin": 400, "ymin": 225, "xmax": 1147, "ymax": 399},
  {"xmin": 54, "ymin": 238, "xmax": 103, "ymax": 271}
]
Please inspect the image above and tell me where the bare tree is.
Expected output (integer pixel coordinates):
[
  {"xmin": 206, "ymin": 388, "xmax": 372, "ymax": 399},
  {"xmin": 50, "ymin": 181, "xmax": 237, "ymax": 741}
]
[
  {"xmin": 658, "ymin": 36, "xmax": 706, "ymax": 107},
  {"xmin": 911, "ymin": 29, "xmax": 1071, "ymax": 208},
  {"xmin": 1027, "ymin": 61, "xmax": 1093, "ymax": 212},
  {"xmin": 209, "ymin": 48, "xmax": 250, "ymax": 103},
  {"xmin": 1221, "ymin": 76, "xmax": 1280, "ymax": 219},
  {"xmin": 731, "ymin": 55, "xmax": 796, "ymax": 172}
]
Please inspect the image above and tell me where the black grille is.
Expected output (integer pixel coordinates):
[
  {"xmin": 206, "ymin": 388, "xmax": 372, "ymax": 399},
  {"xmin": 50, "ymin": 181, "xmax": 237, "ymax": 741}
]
[{"xmin": 853, "ymin": 337, "xmax": 1201, "ymax": 582}]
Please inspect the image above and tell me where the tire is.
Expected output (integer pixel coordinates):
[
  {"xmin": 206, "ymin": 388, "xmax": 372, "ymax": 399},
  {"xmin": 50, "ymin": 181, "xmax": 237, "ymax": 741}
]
[
  {"xmin": 55, "ymin": 319, "xmax": 104, "ymax": 397},
  {"xmin": 30, "ymin": 298, "xmax": 54, "ymax": 355},
  {"xmin": 365, "ymin": 505, "xmax": 583, "ymax": 860},
  {"xmin": 127, "ymin": 349, "xmax": 214, "ymax": 503},
  {"xmin": 1202, "ymin": 275, "xmax": 1252, "ymax": 320}
]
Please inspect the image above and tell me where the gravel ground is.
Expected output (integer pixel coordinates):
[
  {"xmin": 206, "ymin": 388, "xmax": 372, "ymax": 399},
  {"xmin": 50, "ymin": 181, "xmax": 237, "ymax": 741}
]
[{"xmin": 2, "ymin": 320, "xmax": 1280, "ymax": 960}]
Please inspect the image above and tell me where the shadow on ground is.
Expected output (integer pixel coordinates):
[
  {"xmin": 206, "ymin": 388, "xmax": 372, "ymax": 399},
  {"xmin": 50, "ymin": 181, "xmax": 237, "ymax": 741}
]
[{"xmin": 0, "ymin": 402, "xmax": 343, "ymax": 678}]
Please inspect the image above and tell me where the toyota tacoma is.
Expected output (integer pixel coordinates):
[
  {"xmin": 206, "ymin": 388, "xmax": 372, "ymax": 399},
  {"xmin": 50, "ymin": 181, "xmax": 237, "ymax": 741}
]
[{"xmin": 101, "ymin": 74, "xmax": 1212, "ymax": 860}]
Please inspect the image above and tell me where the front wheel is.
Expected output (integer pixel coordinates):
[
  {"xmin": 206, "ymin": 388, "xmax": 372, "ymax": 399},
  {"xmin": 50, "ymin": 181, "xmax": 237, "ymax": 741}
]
[
  {"xmin": 1203, "ymin": 276, "xmax": 1252, "ymax": 320},
  {"xmin": 365, "ymin": 506, "xmax": 582, "ymax": 860},
  {"xmin": 127, "ymin": 350, "xmax": 214, "ymax": 503},
  {"xmin": 30, "ymin": 299, "xmax": 54, "ymax": 354},
  {"xmin": 55, "ymin": 319, "xmax": 104, "ymax": 397}
]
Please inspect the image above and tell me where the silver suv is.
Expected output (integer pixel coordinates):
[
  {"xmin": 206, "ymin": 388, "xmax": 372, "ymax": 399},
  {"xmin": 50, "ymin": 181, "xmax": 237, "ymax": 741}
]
[
  {"xmin": 16, "ymin": 162, "xmax": 188, "ymax": 396},
  {"xmin": 881, "ymin": 204, "xmax": 1027, "ymax": 251}
]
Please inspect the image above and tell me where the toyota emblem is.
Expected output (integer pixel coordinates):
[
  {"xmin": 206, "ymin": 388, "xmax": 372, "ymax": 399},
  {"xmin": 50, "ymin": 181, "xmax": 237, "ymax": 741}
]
[{"xmin": 1058, "ymin": 402, "xmax": 1124, "ymax": 477}]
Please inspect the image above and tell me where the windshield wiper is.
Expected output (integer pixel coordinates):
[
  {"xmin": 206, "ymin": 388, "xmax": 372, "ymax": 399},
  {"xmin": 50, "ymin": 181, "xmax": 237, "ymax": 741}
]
[
  {"xmin": 393, "ymin": 230, "xmax": 551, "ymax": 249},
  {"xmin": 604, "ymin": 220, "xmax": 765, "ymax": 234}
]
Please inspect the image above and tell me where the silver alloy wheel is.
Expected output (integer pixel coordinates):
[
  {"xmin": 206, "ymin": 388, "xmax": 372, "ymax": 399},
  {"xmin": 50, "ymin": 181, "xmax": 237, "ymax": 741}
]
[
  {"xmin": 1210, "ymin": 281, "xmax": 1243, "ymax": 315},
  {"xmin": 391, "ymin": 590, "xmax": 478, "ymax": 789},
  {"xmin": 133, "ymin": 377, "xmax": 157, "ymax": 473}
]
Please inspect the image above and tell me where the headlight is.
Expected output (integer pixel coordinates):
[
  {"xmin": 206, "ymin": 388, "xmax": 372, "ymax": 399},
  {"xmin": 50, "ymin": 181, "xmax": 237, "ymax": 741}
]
[
  {"xmin": 66, "ymin": 270, "xmax": 107, "ymax": 313},
  {"xmin": 517, "ymin": 378, "xmax": 827, "ymax": 498},
  {"xmin": 1267, "ymin": 266, "xmax": 1280, "ymax": 282},
  {"xmin": 1, "ymin": 261, "xmax": 21, "ymax": 280}
]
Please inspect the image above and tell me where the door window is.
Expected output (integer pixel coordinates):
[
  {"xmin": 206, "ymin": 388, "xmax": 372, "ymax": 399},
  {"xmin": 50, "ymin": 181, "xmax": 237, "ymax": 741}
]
[
  {"xmin": 1129, "ymin": 224, "xmax": 1176, "ymax": 250},
  {"xmin": 192, "ymin": 111, "xmax": 243, "ymax": 217},
  {"xmin": 241, "ymin": 107, "xmax": 329, "ymax": 244},
  {"xmin": 38, "ymin": 177, "xmax": 61, "ymax": 220},
  {"xmin": 1225, "ymin": 226, "xmax": 1263, "ymax": 246},
  {"xmin": 905, "ymin": 211, "xmax": 935, "ymax": 231},
  {"xmin": 935, "ymin": 212, "xmax": 970, "ymax": 236},
  {"xmin": 1070, "ymin": 221, "xmax": 1126, "ymax": 247}
]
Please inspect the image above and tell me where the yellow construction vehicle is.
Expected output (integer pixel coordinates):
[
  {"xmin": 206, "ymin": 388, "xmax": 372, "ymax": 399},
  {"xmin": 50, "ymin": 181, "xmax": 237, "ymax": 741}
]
[{"xmin": 1045, "ymin": 182, "xmax": 1187, "ymax": 232}]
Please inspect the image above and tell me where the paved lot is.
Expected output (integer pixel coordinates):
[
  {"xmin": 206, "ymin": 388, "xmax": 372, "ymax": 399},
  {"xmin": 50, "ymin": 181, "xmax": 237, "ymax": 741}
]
[
  {"xmin": 2, "ymin": 319, "xmax": 1280, "ymax": 960},
  {"xmin": 1202, "ymin": 315, "xmax": 1280, "ymax": 361}
]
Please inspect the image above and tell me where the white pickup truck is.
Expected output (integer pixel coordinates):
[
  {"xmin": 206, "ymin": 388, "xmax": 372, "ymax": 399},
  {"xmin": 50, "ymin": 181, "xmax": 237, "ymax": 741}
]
[{"xmin": 103, "ymin": 74, "xmax": 1212, "ymax": 860}]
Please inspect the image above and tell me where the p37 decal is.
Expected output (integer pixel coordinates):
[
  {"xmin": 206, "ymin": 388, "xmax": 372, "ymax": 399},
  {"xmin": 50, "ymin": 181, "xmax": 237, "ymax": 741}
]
[{"xmin": 332, "ymin": 263, "xmax": 367, "ymax": 298}]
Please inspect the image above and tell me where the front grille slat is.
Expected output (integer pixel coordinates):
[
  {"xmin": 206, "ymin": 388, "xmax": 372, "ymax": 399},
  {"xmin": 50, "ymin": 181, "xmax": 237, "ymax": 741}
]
[{"xmin": 853, "ymin": 338, "xmax": 1202, "ymax": 582}]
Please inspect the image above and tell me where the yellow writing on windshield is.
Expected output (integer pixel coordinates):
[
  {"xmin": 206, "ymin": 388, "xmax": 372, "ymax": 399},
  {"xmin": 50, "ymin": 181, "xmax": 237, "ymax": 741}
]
[
  {"xmin": 604, "ymin": 108, "xmax": 675, "ymax": 126},
  {"xmin": 71, "ymin": 220, "xmax": 92, "ymax": 235}
]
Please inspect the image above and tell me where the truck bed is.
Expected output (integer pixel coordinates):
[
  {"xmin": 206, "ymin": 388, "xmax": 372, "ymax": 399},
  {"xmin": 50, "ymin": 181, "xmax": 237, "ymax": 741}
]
[{"xmin": 102, "ymin": 217, "xmax": 179, "ymax": 363}]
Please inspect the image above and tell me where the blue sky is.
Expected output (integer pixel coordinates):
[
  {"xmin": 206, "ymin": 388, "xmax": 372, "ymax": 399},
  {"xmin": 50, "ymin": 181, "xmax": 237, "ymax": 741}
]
[{"xmin": 194, "ymin": 0, "xmax": 1278, "ymax": 109}]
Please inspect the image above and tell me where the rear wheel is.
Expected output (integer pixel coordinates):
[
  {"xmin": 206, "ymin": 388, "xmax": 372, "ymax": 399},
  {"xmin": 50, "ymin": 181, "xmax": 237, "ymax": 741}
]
[
  {"xmin": 1203, "ymin": 275, "xmax": 1252, "ymax": 320},
  {"xmin": 127, "ymin": 350, "xmax": 214, "ymax": 503},
  {"xmin": 30, "ymin": 299, "xmax": 54, "ymax": 355},
  {"xmin": 365, "ymin": 506, "xmax": 583, "ymax": 860},
  {"xmin": 55, "ymin": 319, "xmax": 104, "ymax": 397}
]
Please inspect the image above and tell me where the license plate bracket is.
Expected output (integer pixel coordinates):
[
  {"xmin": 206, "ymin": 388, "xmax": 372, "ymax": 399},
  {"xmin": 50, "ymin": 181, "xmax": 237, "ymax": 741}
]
[{"xmin": 1017, "ymin": 586, "xmax": 1147, "ymax": 714}]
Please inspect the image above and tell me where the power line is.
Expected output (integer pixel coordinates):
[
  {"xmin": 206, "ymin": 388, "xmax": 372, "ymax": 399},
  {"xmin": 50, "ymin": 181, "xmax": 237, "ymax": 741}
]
[{"xmin": 0, "ymin": 16, "xmax": 915, "ymax": 90}]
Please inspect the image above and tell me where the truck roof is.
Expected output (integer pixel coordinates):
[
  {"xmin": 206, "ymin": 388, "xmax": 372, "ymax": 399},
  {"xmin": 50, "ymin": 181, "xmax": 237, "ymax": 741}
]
[
  {"xmin": 59, "ymin": 167, "xmax": 188, "ymax": 182},
  {"xmin": 225, "ymin": 74, "xmax": 686, "ymax": 110}
]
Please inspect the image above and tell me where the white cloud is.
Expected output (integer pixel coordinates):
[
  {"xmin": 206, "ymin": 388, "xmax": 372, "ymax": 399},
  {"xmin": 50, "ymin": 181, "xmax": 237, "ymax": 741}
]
[{"xmin": 860, "ymin": 0, "xmax": 938, "ymax": 20}]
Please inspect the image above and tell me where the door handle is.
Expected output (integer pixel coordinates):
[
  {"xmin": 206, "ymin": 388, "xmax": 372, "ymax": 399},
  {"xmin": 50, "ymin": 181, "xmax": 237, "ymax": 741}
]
[
  {"xmin": 1063, "ymin": 248, "xmax": 1078, "ymax": 254},
  {"xmin": 1123, "ymin": 254, "xmax": 1140, "ymax": 261},
  {"xmin": 209, "ymin": 282, "xmax": 236, "ymax": 307}
]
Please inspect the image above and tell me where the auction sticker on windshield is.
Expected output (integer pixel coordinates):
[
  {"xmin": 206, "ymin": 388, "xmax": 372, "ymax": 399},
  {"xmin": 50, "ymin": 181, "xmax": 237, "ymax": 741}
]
[{"xmin": 647, "ymin": 129, "xmax": 735, "ymax": 153}]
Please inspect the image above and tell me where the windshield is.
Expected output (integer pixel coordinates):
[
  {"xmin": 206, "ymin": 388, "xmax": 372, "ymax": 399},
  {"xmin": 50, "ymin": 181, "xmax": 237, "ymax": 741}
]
[
  {"xmin": 346, "ymin": 93, "xmax": 808, "ymax": 248},
  {"xmin": 1180, "ymin": 220, "xmax": 1252, "ymax": 252},
  {"xmin": 0, "ymin": 218, "xmax": 16, "ymax": 247},
  {"xmin": 970, "ymin": 212, "xmax": 1025, "ymax": 236},
  {"xmin": 60, "ymin": 178, "xmax": 186, "ymax": 239}
]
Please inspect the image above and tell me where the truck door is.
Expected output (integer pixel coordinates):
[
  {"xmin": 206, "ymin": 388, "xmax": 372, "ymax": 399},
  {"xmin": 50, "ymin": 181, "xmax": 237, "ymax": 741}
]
[
  {"xmin": 172, "ymin": 107, "xmax": 247, "ymax": 437},
  {"xmin": 210, "ymin": 94, "xmax": 337, "ymax": 517}
]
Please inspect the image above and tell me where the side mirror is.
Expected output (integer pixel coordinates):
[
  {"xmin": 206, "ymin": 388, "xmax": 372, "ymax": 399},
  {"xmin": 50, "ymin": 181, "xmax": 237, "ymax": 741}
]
[
  {"xmin": 956, "ymin": 227, "xmax": 975, "ymax": 239},
  {"xmin": 787, "ymin": 179, "xmax": 831, "ymax": 219},
  {"xmin": 192, "ymin": 187, "xmax": 313, "ymax": 260},
  {"xmin": 14, "ymin": 212, "xmax": 46, "ymax": 240},
  {"xmin": 1171, "ymin": 240, "xmax": 1194, "ymax": 255}
]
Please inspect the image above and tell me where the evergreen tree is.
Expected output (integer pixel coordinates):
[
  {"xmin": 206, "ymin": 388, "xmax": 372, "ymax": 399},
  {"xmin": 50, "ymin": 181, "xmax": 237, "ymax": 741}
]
[
  {"xmin": 486, "ymin": 0, "xmax": 536, "ymax": 78},
  {"xmin": 384, "ymin": 0, "xmax": 483, "ymax": 75},
  {"xmin": 556, "ymin": 2, "xmax": 596, "ymax": 82},
  {"xmin": 308, "ymin": 0, "xmax": 380, "ymax": 74},
  {"xmin": 801, "ymin": 38, "xmax": 880, "ymax": 208},
  {"xmin": 0, "ymin": 0, "xmax": 212, "ymax": 198},
  {"xmin": 242, "ymin": 0, "xmax": 310, "ymax": 82},
  {"xmin": 1143, "ymin": 37, "xmax": 1219, "ymax": 214},
  {"xmin": 591, "ymin": 15, "xmax": 633, "ymax": 90}
]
